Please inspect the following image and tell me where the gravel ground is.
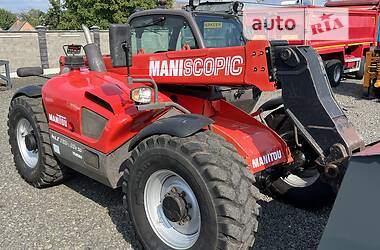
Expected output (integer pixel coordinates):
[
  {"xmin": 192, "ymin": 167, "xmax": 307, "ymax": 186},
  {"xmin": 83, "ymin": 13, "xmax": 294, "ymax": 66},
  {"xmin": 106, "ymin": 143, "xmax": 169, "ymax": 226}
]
[{"xmin": 0, "ymin": 77, "xmax": 379, "ymax": 249}]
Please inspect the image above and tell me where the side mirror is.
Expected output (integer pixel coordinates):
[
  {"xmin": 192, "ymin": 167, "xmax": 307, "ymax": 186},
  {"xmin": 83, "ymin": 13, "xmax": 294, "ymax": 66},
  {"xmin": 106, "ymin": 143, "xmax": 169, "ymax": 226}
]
[
  {"xmin": 109, "ymin": 24, "xmax": 132, "ymax": 68},
  {"xmin": 17, "ymin": 67, "xmax": 44, "ymax": 77}
]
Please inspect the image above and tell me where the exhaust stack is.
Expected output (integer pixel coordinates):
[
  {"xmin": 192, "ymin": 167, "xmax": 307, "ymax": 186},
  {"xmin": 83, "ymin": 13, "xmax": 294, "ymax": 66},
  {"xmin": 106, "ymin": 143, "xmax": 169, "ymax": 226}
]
[{"xmin": 82, "ymin": 24, "xmax": 106, "ymax": 72}]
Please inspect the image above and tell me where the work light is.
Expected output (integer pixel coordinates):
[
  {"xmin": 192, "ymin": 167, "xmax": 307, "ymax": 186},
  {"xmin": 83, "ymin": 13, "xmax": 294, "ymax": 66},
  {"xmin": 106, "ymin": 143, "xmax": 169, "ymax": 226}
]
[{"xmin": 131, "ymin": 87, "xmax": 153, "ymax": 104}]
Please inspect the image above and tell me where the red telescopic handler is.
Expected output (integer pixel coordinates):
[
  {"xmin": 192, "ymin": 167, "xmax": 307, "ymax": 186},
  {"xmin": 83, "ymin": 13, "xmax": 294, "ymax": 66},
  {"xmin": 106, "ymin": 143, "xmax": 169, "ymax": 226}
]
[{"xmin": 8, "ymin": 6, "xmax": 380, "ymax": 250}]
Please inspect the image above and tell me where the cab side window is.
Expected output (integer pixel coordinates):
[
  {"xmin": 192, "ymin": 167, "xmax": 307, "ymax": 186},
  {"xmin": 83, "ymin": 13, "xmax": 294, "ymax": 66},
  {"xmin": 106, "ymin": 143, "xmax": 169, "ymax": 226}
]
[
  {"xmin": 130, "ymin": 15, "xmax": 198, "ymax": 54},
  {"xmin": 176, "ymin": 23, "xmax": 197, "ymax": 50}
]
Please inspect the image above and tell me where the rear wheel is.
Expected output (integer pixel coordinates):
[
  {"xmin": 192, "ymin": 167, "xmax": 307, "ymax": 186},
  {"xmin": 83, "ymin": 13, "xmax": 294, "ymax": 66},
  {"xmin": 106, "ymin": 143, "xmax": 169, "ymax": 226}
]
[
  {"xmin": 325, "ymin": 59, "xmax": 343, "ymax": 87},
  {"xmin": 123, "ymin": 131, "xmax": 260, "ymax": 249},
  {"xmin": 264, "ymin": 108, "xmax": 335, "ymax": 207},
  {"xmin": 8, "ymin": 96, "xmax": 68, "ymax": 187}
]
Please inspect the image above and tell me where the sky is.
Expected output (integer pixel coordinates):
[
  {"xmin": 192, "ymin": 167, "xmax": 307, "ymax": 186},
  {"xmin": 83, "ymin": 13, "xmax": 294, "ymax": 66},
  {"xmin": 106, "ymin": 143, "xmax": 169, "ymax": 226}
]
[{"xmin": 0, "ymin": 0, "xmax": 50, "ymax": 12}]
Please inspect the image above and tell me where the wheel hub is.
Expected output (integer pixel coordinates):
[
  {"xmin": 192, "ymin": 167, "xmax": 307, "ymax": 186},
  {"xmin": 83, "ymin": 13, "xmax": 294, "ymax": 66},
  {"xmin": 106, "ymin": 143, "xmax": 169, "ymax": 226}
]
[
  {"xmin": 144, "ymin": 170, "xmax": 201, "ymax": 249},
  {"xmin": 334, "ymin": 65, "xmax": 341, "ymax": 82},
  {"xmin": 25, "ymin": 133, "xmax": 37, "ymax": 151},
  {"xmin": 16, "ymin": 118, "xmax": 39, "ymax": 168},
  {"xmin": 162, "ymin": 188, "xmax": 190, "ymax": 224}
]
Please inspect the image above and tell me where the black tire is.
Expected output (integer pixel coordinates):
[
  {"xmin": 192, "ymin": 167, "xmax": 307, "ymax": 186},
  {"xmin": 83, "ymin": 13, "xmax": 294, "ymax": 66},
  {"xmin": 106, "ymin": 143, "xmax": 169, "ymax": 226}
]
[
  {"xmin": 325, "ymin": 59, "xmax": 343, "ymax": 87},
  {"xmin": 8, "ymin": 96, "xmax": 68, "ymax": 188},
  {"xmin": 264, "ymin": 108, "xmax": 335, "ymax": 207},
  {"xmin": 363, "ymin": 86, "xmax": 371, "ymax": 97},
  {"xmin": 354, "ymin": 56, "xmax": 365, "ymax": 80},
  {"xmin": 374, "ymin": 87, "xmax": 380, "ymax": 98},
  {"xmin": 123, "ymin": 131, "xmax": 260, "ymax": 250}
]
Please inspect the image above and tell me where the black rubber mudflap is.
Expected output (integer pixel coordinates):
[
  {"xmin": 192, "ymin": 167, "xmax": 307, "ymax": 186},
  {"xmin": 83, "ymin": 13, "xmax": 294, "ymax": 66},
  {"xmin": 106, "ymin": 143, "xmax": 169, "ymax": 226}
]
[
  {"xmin": 272, "ymin": 45, "xmax": 364, "ymax": 157},
  {"xmin": 318, "ymin": 142, "xmax": 380, "ymax": 250}
]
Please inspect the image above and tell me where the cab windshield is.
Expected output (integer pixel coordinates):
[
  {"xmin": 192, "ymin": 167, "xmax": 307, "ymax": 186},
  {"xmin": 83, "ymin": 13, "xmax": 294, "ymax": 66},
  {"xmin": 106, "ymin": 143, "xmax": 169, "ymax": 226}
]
[
  {"xmin": 129, "ymin": 13, "xmax": 245, "ymax": 54},
  {"xmin": 194, "ymin": 14, "xmax": 245, "ymax": 48}
]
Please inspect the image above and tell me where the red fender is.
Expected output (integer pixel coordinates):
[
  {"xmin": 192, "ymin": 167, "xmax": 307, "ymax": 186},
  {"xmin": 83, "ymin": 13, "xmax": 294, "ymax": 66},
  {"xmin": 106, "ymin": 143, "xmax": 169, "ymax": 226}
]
[{"xmin": 166, "ymin": 92, "xmax": 292, "ymax": 174}]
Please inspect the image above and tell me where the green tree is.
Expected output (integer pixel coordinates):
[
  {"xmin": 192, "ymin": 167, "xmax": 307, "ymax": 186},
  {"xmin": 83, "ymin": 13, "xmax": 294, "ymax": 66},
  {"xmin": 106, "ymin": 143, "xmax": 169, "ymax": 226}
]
[
  {"xmin": 0, "ymin": 8, "xmax": 17, "ymax": 30},
  {"xmin": 44, "ymin": 0, "xmax": 63, "ymax": 29},
  {"xmin": 19, "ymin": 9, "xmax": 45, "ymax": 27},
  {"xmin": 45, "ymin": 0, "xmax": 173, "ymax": 30}
]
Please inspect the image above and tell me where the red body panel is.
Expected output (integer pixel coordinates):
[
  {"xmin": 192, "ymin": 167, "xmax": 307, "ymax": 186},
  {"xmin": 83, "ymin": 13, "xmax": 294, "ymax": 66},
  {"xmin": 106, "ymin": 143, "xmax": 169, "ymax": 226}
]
[
  {"xmin": 210, "ymin": 102, "xmax": 290, "ymax": 173},
  {"xmin": 163, "ymin": 92, "xmax": 291, "ymax": 172},
  {"xmin": 310, "ymin": 5, "xmax": 378, "ymax": 66},
  {"xmin": 42, "ymin": 69, "xmax": 172, "ymax": 154},
  {"xmin": 309, "ymin": 9, "xmax": 377, "ymax": 51}
]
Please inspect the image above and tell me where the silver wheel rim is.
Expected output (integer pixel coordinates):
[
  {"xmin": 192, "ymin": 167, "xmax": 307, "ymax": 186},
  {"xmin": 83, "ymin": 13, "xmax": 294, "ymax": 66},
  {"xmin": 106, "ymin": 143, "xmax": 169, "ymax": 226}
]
[
  {"xmin": 16, "ymin": 118, "xmax": 38, "ymax": 168},
  {"xmin": 144, "ymin": 170, "xmax": 201, "ymax": 249},
  {"xmin": 281, "ymin": 172, "xmax": 320, "ymax": 188},
  {"xmin": 333, "ymin": 65, "xmax": 341, "ymax": 83}
]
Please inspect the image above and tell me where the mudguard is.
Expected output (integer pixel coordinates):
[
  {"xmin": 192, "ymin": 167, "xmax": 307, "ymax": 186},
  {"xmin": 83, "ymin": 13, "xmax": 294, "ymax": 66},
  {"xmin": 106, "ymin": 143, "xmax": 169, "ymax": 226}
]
[
  {"xmin": 318, "ymin": 142, "xmax": 380, "ymax": 250},
  {"xmin": 12, "ymin": 85, "xmax": 42, "ymax": 100},
  {"xmin": 129, "ymin": 114, "xmax": 214, "ymax": 150}
]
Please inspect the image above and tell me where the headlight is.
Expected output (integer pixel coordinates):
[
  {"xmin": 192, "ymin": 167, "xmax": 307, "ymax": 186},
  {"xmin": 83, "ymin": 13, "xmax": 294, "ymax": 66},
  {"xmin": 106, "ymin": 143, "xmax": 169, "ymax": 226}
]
[{"xmin": 131, "ymin": 87, "xmax": 152, "ymax": 104}]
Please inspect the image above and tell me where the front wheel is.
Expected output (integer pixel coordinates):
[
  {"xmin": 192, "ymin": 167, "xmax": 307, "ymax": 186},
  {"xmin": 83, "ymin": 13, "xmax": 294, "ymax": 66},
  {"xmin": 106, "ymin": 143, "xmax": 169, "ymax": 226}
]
[
  {"xmin": 123, "ymin": 131, "xmax": 260, "ymax": 249},
  {"xmin": 264, "ymin": 108, "xmax": 335, "ymax": 207}
]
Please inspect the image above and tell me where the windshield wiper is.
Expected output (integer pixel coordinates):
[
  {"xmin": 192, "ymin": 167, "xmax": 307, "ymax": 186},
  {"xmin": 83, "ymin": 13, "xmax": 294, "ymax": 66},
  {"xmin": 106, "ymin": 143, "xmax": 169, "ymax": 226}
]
[{"xmin": 134, "ymin": 17, "xmax": 166, "ymax": 29}]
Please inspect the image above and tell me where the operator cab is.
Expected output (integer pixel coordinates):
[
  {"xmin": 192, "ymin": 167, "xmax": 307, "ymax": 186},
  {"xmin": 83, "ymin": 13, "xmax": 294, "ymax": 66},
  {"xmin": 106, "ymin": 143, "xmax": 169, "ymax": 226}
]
[{"xmin": 128, "ymin": 9, "xmax": 245, "ymax": 55}]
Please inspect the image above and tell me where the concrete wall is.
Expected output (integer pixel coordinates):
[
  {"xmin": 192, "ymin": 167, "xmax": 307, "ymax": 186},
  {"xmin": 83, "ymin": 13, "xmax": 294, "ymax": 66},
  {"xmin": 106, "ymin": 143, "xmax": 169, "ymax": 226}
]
[
  {"xmin": 46, "ymin": 31, "xmax": 110, "ymax": 69},
  {"xmin": 0, "ymin": 29, "xmax": 110, "ymax": 74},
  {"xmin": 0, "ymin": 32, "xmax": 40, "ymax": 73}
]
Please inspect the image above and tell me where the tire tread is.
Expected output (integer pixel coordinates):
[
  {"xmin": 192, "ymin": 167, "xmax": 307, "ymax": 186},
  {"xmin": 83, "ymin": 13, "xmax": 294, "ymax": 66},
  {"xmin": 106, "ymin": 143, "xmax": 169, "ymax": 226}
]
[
  {"xmin": 8, "ymin": 95, "xmax": 68, "ymax": 188},
  {"xmin": 123, "ymin": 131, "xmax": 261, "ymax": 249}
]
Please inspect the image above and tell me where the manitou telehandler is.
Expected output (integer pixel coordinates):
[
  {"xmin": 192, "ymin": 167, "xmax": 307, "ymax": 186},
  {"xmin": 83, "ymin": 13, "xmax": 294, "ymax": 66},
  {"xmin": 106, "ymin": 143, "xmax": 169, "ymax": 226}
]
[{"xmin": 8, "ymin": 5, "xmax": 379, "ymax": 250}]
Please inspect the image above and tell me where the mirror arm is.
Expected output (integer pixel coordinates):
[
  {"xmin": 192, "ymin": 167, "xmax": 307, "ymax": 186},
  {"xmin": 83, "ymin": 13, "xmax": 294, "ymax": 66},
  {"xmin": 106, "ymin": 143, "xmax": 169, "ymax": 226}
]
[{"xmin": 122, "ymin": 42, "xmax": 131, "ymax": 76}]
